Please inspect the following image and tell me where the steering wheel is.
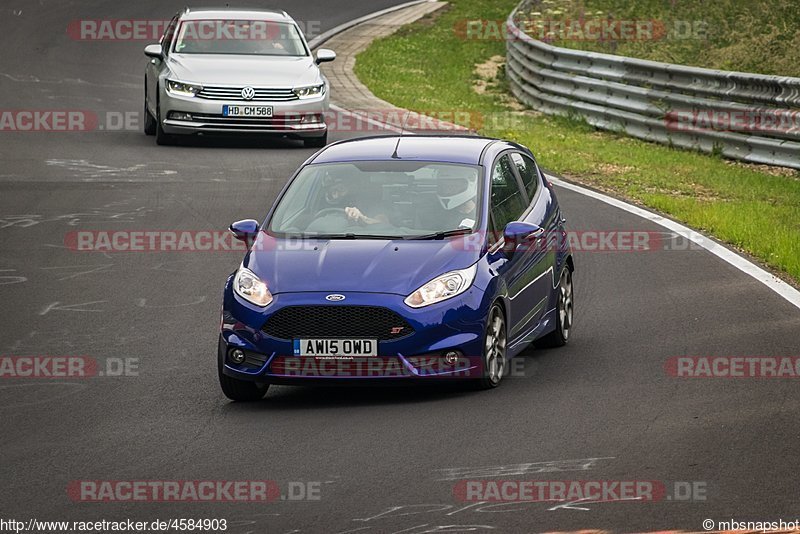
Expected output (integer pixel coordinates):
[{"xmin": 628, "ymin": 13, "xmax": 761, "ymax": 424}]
[{"xmin": 314, "ymin": 207, "xmax": 348, "ymax": 219}]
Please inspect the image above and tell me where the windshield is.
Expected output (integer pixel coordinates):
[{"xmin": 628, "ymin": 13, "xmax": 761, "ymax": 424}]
[
  {"xmin": 268, "ymin": 161, "xmax": 483, "ymax": 239},
  {"xmin": 174, "ymin": 20, "xmax": 308, "ymax": 56}
]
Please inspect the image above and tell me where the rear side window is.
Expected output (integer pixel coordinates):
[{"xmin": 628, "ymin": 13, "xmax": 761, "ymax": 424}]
[
  {"xmin": 490, "ymin": 154, "xmax": 527, "ymax": 230},
  {"xmin": 510, "ymin": 152, "xmax": 539, "ymax": 198}
]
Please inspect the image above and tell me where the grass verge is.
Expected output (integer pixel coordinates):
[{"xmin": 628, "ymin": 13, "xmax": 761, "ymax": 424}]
[
  {"xmin": 354, "ymin": 0, "xmax": 800, "ymax": 284},
  {"xmin": 517, "ymin": 0, "xmax": 800, "ymax": 77}
]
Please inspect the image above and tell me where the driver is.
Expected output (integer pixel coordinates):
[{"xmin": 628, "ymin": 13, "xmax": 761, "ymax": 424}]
[
  {"xmin": 320, "ymin": 172, "xmax": 386, "ymax": 225},
  {"xmin": 344, "ymin": 206, "xmax": 385, "ymax": 226}
]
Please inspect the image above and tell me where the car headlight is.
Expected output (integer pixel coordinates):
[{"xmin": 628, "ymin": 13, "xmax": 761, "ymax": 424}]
[
  {"xmin": 233, "ymin": 267, "xmax": 273, "ymax": 307},
  {"xmin": 292, "ymin": 84, "xmax": 325, "ymax": 99},
  {"xmin": 166, "ymin": 80, "xmax": 202, "ymax": 97},
  {"xmin": 404, "ymin": 264, "xmax": 477, "ymax": 308}
]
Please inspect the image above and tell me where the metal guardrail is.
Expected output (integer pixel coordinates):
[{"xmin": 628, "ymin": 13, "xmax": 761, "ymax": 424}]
[{"xmin": 505, "ymin": 0, "xmax": 800, "ymax": 169}]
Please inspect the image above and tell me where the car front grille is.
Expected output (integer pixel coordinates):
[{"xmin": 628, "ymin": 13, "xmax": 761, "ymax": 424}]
[
  {"xmin": 261, "ymin": 306, "xmax": 414, "ymax": 341},
  {"xmin": 186, "ymin": 113, "xmax": 318, "ymax": 129},
  {"xmin": 196, "ymin": 86, "xmax": 298, "ymax": 102}
]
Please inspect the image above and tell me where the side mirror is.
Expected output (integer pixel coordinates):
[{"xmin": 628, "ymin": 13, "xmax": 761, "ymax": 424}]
[
  {"xmin": 315, "ymin": 48, "xmax": 336, "ymax": 64},
  {"xmin": 229, "ymin": 219, "xmax": 260, "ymax": 242},
  {"xmin": 144, "ymin": 44, "xmax": 163, "ymax": 60},
  {"xmin": 502, "ymin": 221, "xmax": 543, "ymax": 259}
]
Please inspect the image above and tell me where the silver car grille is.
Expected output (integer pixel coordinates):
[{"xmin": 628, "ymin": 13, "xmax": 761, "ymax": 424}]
[
  {"xmin": 196, "ymin": 86, "xmax": 299, "ymax": 102},
  {"xmin": 189, "ymin": 113, "xmax": 305, "ymax": 127}
]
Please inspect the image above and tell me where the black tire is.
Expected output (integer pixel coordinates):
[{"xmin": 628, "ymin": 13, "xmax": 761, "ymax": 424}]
[
  {"xmin": 144, "ymin": 98, "xmax": 156, "ymax": 136},
  {"xmin": 473, "ymin": 303, "xmax": 507, "ymax": 390},
  {"xmin": 303, "ymin": 132, "xmax": 327, "ymax": 148},
  {"xmin": 154, "ymin": 90, "xmax": 175, "ymax": 146},
  {"xmin": 218, "ymin": 357, "xmax": 269, "ymax": 402},
  {"xmin": 535, "ymin": 267, "xmax": 573, "ymax": 348}
]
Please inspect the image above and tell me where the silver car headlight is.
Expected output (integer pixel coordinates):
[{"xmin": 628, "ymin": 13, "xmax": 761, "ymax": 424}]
[
  {"xmin": 166, "ymin": 80, "xmax": 202, "ymax": 97},
  {"xmin": 404, "ymin": 264, "xmax": 477, "ymax": 308},
  {"xmin": 292, "ymin": 84, "xmax": 325, "ymax": 99},
  {"xmin": 233, "ymin": 267, "xmax": 273, "ymax": 307}
]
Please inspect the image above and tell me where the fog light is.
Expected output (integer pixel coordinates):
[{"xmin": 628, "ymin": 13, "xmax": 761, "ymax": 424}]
[
  {"xmin": 229, "ymin": 348, "xmax": 246, "ymax": 364},
  {"xmin": 444, "ymin": 351, "xmax": 460, "ymax": 365},
  {"xmin": 301, "ymin": 113, "xmax": 324, "ymax": 124},
  {"xmin": 169, "ymin": 112, "xmax": 193, "ymax": 121}
]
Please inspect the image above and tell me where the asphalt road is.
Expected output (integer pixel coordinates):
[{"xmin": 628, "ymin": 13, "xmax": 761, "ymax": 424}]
[{"xmin": 1, "ymin": 1, "xmax": 799, "ymax": 532}]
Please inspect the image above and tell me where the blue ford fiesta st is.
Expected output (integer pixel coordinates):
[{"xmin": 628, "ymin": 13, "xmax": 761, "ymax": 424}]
[{"xmin": 218, "ymin": 135, "xmax": 574, "ymax": 400}]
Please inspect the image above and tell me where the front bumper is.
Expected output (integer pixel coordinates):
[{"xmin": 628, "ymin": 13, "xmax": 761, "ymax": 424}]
[
  {"xmin": 160, "ymin": 88, "xmax": 329, "ymax": 138},
  {"xmin": 219, "ymin": 285, "xmax": 491, "ymax": 383}
]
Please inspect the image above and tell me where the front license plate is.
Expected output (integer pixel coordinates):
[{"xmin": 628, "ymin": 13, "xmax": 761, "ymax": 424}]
[
  {"xmin": 223, "ymin": 105, "xmax": 273, "ymax": 117},
  {"xmin": 294, "ymin": 339, "xmax": 377, "ymax": 358}
]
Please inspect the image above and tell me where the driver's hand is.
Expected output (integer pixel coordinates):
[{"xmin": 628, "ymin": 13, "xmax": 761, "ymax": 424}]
[{"xmin": 345, "ymin": 206, "xmax": 366, "ymax": 224}]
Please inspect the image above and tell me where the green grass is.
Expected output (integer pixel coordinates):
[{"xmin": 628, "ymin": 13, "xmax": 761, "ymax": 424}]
[
  {"xmin": 354, "ymin": 0, "xmax": 800, "ymax": 284},
  {"xmin": 519, "ymin": 0, "xmax": 800, "ymax": 77}
]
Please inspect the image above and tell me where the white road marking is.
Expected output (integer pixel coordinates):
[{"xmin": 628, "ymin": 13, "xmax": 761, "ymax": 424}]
[
  {"xmin": 42, "ymin": 264, "xmax": 113, "ymax": 281},
  {"xmin": 547, "ymin": 495, "xmax": 643, "ymax": 512},
  {"xmin": 38, "ymin": 301, "xmax": 106, "ymax": 315},
  {"xmin": 46, "ymin": 159, "xmax": 178, "ymax": 179},
  {"xmin": 435, "ymin": 458, "xmax": 614, "ymax": 481},
  {"xmin": 0, "ymin": 269, "xmax": 26, "ymax": 285},
  {"xmin": 135, "ymin": 296, "xmax": 206, "ymax": 308}
]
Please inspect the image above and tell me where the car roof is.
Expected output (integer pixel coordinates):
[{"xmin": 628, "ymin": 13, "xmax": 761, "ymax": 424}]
[
  {"xmin": 311, "ymin": 135, "xmax": 501, "ymax": 166},
  {"xmin": 181, "ymin": 8, "xmax": 293, "ymax": 23}
]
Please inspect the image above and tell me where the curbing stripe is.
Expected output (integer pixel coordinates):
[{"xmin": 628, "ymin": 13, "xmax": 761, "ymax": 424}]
[
  {"xmin": 308, "ymin": 0, "xmax": 439, "ymax": 50},
  {"xmin": 330, "ymin": 104, "xmax": 422, "ymax": 134}
]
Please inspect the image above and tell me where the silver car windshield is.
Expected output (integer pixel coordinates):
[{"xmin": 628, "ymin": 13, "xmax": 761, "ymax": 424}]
[
  {"xmin": 269, "ymin": 161, "xmax": 483, "ymax": 239},
  {"xmin": 173, "ymin": 20, "xmax": 308, "ymax": 56}
]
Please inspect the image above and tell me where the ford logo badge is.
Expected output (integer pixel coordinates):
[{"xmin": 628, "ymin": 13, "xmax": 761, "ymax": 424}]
[{"xmin": 325, "ymin": 294, "xmax": 346, "ymax": 302}]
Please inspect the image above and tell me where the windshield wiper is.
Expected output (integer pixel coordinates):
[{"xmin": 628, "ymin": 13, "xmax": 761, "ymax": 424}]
[
  {"xmin": 353, "ymin": 234, "xmax": 411, "ymax": 240},
  {"xmin": 303, "ymin": 233, "xmax": 356, "ymax": 239},
  {"xmin": 412, "ymin": 228, "xmax": 474, "ymax": 240},
  {"xmin": 303, "ymin": 233, "xmax": 408, "ymax": 240}
]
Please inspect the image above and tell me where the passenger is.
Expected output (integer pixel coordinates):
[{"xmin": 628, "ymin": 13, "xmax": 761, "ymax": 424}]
[{"xmin": 433, "ymin": 166, "xmax": 479, "ymax": 230}]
